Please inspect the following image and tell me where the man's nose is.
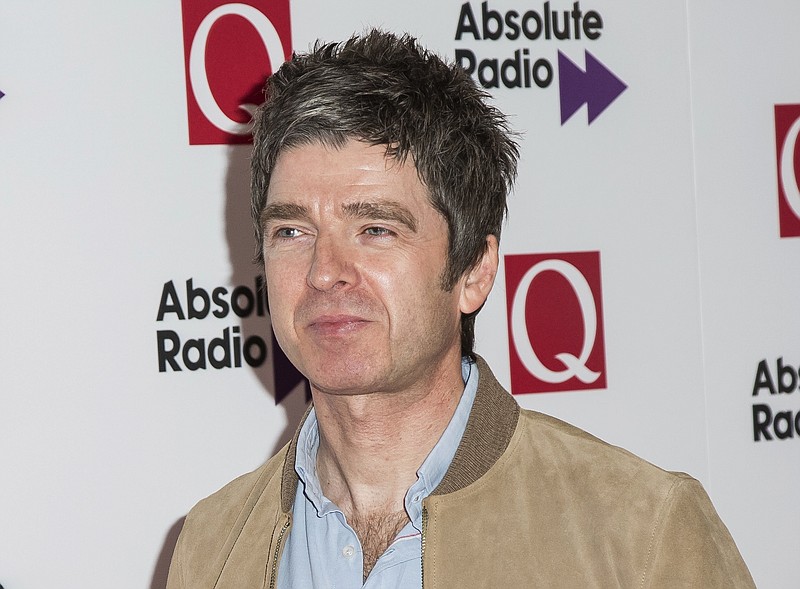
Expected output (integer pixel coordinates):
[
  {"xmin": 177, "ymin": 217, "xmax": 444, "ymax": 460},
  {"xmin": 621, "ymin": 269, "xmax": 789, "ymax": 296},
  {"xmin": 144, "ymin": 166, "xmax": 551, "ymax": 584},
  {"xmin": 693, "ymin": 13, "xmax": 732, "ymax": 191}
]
[{"xmin": 306, "ymin": 236, "xmax": 356, "ymax": 291}]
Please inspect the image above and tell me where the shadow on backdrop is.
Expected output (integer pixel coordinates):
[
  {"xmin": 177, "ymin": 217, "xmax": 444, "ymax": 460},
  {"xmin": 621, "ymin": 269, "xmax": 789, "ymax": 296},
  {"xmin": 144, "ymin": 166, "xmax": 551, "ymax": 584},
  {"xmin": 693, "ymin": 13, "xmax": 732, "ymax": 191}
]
[
  {"xmin": 149, "ymin": 137, "xmax": 310, "ymax": 589},
  {"xmin": 149, "ymin": 517, "xmax": 185, "ymax": 589},
  {"xmin": 223, "ymin": 143, "xmax": 311, "ymax": 452}
]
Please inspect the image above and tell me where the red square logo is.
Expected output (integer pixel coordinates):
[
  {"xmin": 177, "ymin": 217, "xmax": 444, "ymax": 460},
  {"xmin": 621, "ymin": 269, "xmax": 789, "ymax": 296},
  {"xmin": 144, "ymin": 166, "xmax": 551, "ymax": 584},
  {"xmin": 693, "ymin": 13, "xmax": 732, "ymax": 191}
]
[
  {"xmin": 775, "ymin": 104, "xmax": 800, "ymax": 237},
  {"xmin": 180, "ymin": 0, "xmax": 292, "ymax": 145},
  {"xmin": 504, "ymin": 251, "xmax": 607, "ymax": 394}
]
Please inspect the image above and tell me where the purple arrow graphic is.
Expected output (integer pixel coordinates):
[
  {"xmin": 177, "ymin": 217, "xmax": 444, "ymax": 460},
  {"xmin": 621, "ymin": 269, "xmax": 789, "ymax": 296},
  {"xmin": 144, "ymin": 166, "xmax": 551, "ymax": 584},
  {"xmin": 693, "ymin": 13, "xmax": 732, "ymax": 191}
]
[
  {"xmin": 558, "ymin": 50, "xmax": 627, "ymax": 125},
  {"xmin": 272, "ymin": 330, "xmax": 310, "ymax": 404},
  {"xmin": 0, "ymin": 90, "xmax": 5, "ymax": 101}
]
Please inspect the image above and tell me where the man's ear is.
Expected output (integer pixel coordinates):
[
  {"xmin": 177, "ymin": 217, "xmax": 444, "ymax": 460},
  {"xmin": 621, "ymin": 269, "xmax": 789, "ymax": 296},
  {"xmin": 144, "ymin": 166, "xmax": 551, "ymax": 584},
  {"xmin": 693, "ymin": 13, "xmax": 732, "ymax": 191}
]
[{"xmin": 459, "ymin": 235, "xmax": 499, "ymax": 315}]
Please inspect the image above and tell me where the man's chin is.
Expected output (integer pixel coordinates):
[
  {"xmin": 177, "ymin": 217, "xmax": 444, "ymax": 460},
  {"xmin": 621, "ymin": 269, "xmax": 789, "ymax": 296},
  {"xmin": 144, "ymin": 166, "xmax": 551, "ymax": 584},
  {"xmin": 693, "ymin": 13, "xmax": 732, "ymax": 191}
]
[
  {"xmin": 308, "ymin": 376, "xmax": 379, "ymax": 397},
  {"xmin": 303, "ymin": 359, "xmax": 385, "ymax": 397}
]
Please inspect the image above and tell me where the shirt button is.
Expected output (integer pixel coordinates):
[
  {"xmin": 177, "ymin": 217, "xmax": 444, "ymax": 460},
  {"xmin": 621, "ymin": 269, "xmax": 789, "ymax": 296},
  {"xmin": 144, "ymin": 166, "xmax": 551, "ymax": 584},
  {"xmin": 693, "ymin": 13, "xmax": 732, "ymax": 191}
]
[{"xmin": 342, "ymin": 545, "xmax": 355, "ymax": 558}]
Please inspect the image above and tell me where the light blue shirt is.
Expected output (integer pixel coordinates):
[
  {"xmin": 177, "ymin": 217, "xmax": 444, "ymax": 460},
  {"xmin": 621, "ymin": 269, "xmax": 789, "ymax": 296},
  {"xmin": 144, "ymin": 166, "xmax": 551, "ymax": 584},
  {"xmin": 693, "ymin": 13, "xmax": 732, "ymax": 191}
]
[{"xmin": 277, "ymin": 358, "xmax": 479, "ymax": 589}]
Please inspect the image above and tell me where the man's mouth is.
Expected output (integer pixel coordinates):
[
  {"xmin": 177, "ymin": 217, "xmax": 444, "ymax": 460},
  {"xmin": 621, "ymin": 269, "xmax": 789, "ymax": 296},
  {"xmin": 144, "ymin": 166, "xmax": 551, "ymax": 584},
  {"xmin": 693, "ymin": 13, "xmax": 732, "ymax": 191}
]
[{"xmin": 307, "ymin": 314, "xmax": 371, "ymax": 337}]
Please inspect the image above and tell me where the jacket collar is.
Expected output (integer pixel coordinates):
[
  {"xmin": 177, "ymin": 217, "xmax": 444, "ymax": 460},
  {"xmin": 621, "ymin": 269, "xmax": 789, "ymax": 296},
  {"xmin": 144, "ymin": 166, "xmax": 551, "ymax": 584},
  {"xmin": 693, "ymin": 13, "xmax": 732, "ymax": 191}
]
[
  {"xmin": 432, "ymin": 355, "xmax": 520, "ymax": 495},
  {"xmin": 279, "ymin": 355, "xmax": 520, "ymax": 512}
]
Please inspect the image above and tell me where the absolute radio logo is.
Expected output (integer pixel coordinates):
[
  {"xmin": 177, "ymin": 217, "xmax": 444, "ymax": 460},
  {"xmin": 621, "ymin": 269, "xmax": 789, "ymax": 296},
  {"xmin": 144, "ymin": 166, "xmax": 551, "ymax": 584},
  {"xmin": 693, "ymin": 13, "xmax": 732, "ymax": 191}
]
[
  {"xmin": 454, "ymin": 1, "xmax": 627, "ymax": 124},
  {"xmin": 155, "ymin": 277, "xmax": 307, "ymax": 403},
  {"xmin": 752, "ymin": 357, "xmax": 800, "ymax": 442},
  {"xmin": 180, "ymin": 0, "xmax": 292, "ymax": 145},
  {"xmin": 775, "ymin": 104, "xmax": 800, "ymax": 237},
  {"xmin": 504, "ymin": 251, "xmax": 606, "ymax": 394}
]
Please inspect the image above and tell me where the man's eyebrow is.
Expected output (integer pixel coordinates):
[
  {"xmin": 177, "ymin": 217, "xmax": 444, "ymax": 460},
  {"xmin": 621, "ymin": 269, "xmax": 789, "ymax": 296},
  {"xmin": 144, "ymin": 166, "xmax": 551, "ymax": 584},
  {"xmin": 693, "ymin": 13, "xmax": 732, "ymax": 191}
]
[
  {"xmin": 260, "ymin": 203, "xmax": 311, "ymax": 226},
  {"xmin": 342, "ymin": 201, "xmax": 418, "ymax": 232}
]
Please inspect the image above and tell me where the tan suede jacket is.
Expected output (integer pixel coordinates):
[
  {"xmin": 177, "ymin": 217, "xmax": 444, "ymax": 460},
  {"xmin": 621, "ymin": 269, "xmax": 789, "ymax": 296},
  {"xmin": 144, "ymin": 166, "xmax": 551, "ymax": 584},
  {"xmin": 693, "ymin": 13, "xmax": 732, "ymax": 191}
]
[{"xmin": 167, "ymin": 357, "xmax": 756, "ymax": 588}]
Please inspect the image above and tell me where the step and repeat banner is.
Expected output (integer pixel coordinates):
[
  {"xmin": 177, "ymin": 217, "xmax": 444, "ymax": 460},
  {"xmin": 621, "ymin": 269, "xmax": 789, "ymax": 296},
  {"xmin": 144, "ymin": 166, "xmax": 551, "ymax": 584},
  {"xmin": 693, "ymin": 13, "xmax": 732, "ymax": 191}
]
[{"xmin": 1, "ymin": 1, "xmax": 797, "ymax": 587}]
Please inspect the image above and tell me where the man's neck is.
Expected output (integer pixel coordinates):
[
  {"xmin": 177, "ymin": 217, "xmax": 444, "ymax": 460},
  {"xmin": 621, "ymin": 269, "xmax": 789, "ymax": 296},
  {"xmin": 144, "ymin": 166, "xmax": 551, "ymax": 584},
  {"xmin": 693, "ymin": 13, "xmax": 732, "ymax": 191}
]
[{"xmin": 311, "ymin": 358, "xmax": 465, "ymax": 519}]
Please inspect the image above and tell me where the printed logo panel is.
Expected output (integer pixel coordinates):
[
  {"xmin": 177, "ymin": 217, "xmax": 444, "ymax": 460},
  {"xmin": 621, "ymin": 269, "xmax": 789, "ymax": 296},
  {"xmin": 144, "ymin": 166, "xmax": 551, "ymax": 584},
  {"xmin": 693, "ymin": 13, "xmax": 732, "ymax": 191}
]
[
  {"xmin": 504, "ymin": 251, "xmax": 607, "ymax": 394},
  {"xmin": 453, "ymin": 2, "xmax": 627, "ymax": 125},
  {"xmin": 775, "ymin": 104, "xmax": 800, "ymax": 237},
  {"xmin": 180, "ymin": 0, "xmax": 292, "ymax": 145},
  {"xmin": 751, "ymin": 357, "xmax": 800, "ymax": 442},
  {"xmin": 155, "ymin": 276, "xmax": 310, "ymax": 403}
]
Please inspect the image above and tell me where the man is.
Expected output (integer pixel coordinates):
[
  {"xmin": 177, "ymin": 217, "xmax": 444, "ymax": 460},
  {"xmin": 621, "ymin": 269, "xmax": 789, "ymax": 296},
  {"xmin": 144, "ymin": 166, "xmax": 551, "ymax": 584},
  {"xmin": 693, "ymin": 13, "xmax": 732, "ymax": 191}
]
[{"xmin": 167, "ymin": 30, "xmax": 755, "ymax": 588}]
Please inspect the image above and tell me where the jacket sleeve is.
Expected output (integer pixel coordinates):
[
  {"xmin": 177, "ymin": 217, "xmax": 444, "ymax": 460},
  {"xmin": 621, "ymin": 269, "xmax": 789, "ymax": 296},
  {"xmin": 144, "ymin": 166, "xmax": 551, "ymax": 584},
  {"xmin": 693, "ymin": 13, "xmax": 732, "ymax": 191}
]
[{"xmin": 642, "ymin": 477, "xmax": 756, "ymax": 588}]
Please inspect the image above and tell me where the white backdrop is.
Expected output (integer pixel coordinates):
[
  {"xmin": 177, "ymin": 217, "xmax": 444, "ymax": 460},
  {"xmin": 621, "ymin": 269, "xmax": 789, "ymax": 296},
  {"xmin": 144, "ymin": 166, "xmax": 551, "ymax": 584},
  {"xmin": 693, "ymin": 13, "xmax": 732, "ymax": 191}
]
[{"xmin": 1, "ymin": 1, "xmax": 797, "ymax": 587}]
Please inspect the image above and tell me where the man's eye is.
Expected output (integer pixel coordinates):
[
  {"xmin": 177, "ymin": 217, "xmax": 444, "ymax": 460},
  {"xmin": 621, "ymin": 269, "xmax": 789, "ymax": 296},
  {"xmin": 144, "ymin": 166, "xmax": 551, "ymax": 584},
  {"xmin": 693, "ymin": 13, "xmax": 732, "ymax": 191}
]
[
  {"xmin": 364, "ymin": 226, "xmax": 393, "ymax": 237},
  {"xmin": 275, "ymin": 227, "xmax": 303, "ymax": 239}
]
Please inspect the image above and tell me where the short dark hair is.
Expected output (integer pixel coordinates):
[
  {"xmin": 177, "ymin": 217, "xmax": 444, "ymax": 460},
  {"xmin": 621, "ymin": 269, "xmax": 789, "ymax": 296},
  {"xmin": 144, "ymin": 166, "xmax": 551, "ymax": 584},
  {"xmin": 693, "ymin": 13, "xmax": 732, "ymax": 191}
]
[{"xmin": 251, "ymin": 29, "xmax": 518, "ymax": 356}]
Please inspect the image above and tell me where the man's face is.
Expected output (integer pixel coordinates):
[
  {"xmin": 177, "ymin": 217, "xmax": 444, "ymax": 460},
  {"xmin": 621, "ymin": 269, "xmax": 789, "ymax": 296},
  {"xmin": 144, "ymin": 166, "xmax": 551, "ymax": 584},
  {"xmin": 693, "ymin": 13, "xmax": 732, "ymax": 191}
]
[{"xmin": 261, "ymin": 140, "xmax": 466, "ymax": 396}]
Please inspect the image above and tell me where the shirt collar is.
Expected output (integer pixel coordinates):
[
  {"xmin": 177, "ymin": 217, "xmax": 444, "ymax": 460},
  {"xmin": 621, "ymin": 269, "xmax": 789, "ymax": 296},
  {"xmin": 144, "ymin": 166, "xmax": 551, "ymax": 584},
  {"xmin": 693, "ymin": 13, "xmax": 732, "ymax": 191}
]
[{"xmin": 294, "ymin": 357, "xmax": 480, "ymax": 526}]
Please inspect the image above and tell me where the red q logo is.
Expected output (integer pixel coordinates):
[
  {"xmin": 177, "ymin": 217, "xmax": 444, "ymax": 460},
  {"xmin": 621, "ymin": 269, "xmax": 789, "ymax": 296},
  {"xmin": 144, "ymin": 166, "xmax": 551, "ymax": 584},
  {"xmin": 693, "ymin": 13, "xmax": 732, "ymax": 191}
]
[
  {"xmin": 504, "ymin": 251, "xmax": 607, "ymax": 394},
  {"xmin": 180, "ymin": 0, "xmax": 292, "ymax": 145},
  {"xmin": 775, "ymin": 104, "xmax": 800, "ymax": 237}
]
